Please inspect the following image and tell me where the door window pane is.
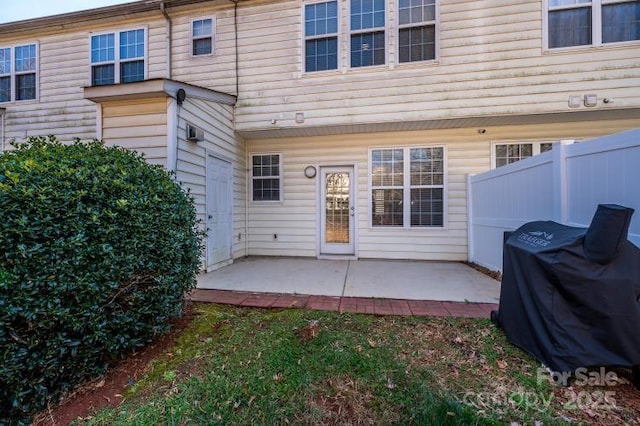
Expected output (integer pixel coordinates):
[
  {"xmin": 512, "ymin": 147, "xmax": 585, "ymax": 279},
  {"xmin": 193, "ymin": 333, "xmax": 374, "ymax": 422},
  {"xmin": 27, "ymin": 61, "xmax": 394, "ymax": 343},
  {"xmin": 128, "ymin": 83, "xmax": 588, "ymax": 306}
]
[{"xmin": 325, "ymin": 172, "xmax": 351, "ymax": 243}]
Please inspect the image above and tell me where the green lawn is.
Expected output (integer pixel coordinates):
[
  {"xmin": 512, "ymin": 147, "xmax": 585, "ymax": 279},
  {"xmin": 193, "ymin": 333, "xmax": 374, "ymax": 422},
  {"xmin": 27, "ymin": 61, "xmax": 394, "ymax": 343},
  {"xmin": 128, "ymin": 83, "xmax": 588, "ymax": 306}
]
[{"xmin": 79, "ymin": 304, "xmax": 636, "ymax": 425}]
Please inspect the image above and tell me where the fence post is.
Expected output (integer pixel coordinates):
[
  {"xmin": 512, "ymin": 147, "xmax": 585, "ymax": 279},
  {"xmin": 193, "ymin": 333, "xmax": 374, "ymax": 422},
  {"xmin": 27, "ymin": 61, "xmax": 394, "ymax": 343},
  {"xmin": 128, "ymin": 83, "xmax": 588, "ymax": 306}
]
[{"xmin": 553, "ymin": 140, "xmax": 573, "ymax": 224}]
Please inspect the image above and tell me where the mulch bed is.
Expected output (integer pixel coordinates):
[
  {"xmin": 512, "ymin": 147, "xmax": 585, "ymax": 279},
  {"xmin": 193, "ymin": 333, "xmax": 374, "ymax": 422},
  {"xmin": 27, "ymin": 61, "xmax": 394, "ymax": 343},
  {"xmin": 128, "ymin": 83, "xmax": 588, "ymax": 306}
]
[{"xmin": 32, "ymin": 303, "xmax": 196, "ymax": 425}]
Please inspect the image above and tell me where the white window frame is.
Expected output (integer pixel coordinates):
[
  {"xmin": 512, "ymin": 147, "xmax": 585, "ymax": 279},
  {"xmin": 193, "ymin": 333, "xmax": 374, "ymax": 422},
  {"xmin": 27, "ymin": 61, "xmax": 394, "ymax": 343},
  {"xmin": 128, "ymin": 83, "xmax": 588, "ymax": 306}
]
[
  {"xmin": 0, "ymin": 43, "xmax": 39, "ymax": 104},
  {"xmin": 396, "ymin": 0, "xmax": 438, "ymax": 64},
  {"xmin": 303, "ymin": 0, "xmax": 340, "ymax": 73},
  {"xmin": 491, "ymin": 141, "xmax": 556, "ymax": 169},
  {"xmin": 369, "ymin": 145, "xmax": 447, "ymax": 229},
  {"xmin": 544, "ymin": 0, "xmax": 640, "ymax": 51},
  {"xmin": 191, "ymin": 17, "xmax": 215, "ymax": 57},
  {"xmin": 250, "ymin": 153, "xmax": 283, "ymax": 203},
  {"xmin": 348, "ymin": 0, "xmax": 389, "ymax": 69},
  {"xmin": 89, "ymin": 27, "xmax": 148, "ymax": 86}
]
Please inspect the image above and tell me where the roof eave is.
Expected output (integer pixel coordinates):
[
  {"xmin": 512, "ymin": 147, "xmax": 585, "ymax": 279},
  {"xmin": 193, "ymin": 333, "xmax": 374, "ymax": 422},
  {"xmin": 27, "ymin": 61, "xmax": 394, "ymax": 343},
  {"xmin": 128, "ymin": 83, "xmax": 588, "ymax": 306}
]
[{"xmin": 0, "ymin": 0, "xmax": 211, "ymax": 35}]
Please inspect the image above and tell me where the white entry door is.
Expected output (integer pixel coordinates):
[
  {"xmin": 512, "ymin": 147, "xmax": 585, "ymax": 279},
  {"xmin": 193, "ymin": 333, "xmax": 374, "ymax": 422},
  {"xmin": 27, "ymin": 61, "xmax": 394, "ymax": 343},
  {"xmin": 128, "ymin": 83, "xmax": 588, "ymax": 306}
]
[
  {"xmin": 207, "ymin": 155, "xmax": 233, "ymax": 270},
  {"xmin": 320, "ymin": 166, "xmax": 355, "ymax": 255}
]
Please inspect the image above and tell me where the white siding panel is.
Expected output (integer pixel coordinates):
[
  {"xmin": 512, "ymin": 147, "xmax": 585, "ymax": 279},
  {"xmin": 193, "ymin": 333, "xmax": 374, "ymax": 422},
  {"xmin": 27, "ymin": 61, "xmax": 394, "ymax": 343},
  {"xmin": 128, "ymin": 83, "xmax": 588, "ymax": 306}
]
[
  {"xmin": 176, "ymin": 99, "xmax": 246, "ymax": 260},
  {"xmin": 247, "ymin": 119, "xmax": 640, "ymax": 260},
  {"xmin": 234, "ymin": 0, "xmax": 640, "ymax": 132},
  {"xmin": 101, "ymin": 98, "xmax": 168, "ymax": 166}
]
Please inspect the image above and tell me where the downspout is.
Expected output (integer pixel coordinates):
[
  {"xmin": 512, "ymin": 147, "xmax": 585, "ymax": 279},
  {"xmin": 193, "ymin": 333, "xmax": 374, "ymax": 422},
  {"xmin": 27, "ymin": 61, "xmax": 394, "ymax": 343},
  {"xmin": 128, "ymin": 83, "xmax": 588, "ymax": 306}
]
[
  {"xmin": 161, "ymin": 2, "xmax": 178, "ymax": 174},
  {"xmin": 1, "ymin": 110, "xmax": 5, "ymax": 152},
  {"xmin": 231, "ymin": 0, "xmax": 239, "ymax": 97},
  {"xmin": 244, "ymin": 135, "xmax": 249, "ymax": 258},
  {"xmin": 160, "ymin": 1, "xmax": 172, "ymax": 79},
  {"xmin": 231, "ymin": 0, "xmax": 247, "ymax": 257}
]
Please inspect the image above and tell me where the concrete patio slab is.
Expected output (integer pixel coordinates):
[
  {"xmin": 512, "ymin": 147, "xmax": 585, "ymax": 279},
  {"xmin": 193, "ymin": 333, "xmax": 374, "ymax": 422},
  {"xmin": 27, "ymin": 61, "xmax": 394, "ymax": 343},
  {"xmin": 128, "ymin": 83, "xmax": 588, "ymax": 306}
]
[
  {"xmin": 197, "ymin": 257, "xmax": 348, "ymax": 296},
  {"xmin": 196, "ymin": 257, "xmax": 500, "ymax": 304},
  {"xmin": 343, "ymin": 260, "xmax": 499, "ymax": 303}
]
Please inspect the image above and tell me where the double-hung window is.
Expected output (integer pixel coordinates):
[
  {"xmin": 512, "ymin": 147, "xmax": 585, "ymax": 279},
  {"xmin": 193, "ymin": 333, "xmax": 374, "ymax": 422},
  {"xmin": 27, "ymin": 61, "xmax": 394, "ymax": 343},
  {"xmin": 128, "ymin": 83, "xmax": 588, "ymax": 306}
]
[
  {"xmin": 192, "ymin": 18, "xmax": 214, "ymax": 56},
  {"xmin": 547, "ymin": 0, "xmax": 640, "ymax": 48},
  {"xmin": 350, "ymin": 0, "xmax": 386, "ymax": 67},
  {"xmin": 493, "ymin": 142, "xmax": 554, "ymax": 168},
  {"xmin": 305, "ymin": 1, "xmax": 339, "ymax": 72},
  {"xmin": 371, "ymin": 147, "xmax": 445, "ymax": 228},
  {"xmin": 0, "ymin": 44, "xmax": 38, "ymax": 103},
  {"xmin": 398, "ymin": 0, "xmax": 436, "ymax": 62},
  {"xmin": 90, "ymin": 29, "xmax": 145, "ymax": 86},
  {"xmin": 251, "ymin": 154, "xmax": 282, "ymax": 202}
]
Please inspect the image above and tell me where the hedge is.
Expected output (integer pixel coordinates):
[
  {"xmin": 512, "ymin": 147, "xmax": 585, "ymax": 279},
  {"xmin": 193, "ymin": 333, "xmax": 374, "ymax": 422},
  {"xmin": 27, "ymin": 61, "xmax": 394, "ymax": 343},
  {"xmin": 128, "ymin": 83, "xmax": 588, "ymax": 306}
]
[{"xmin": 0, "ymin": 137, "xmax": 204, "ymax": 423}]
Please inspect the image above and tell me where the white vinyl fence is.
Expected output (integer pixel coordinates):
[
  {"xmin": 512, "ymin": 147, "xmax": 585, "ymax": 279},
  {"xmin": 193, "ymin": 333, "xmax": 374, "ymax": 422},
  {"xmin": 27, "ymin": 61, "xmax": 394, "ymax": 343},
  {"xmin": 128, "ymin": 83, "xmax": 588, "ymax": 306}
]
[{"xmin": 468, "ymin": 128, "xmax": 640, "ymax": 272}]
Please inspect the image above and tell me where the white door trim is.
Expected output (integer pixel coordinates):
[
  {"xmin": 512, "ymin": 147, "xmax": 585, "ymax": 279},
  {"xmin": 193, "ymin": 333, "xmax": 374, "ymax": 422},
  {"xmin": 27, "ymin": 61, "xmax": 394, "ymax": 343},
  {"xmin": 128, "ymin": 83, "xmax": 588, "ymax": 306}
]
[{"xmin": 318, "ymin": 165, "xmax": 356, "ymax": 256}]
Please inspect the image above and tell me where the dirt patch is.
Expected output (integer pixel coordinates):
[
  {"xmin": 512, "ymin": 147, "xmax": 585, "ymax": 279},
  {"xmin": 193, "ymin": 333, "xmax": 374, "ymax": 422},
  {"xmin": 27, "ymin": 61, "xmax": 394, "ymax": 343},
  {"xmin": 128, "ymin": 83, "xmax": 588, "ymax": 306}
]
[
  {"xmin": 464, "ymin": 261, "xmax": 502, "ymax": 281},
  {"xmin": 297, "ymin": 320, "xmax": 320, "ymax": 342},
  {"xmin": 31, "ymin": 302, "xmax": 196, "ymax": 426},
  {"xmin": 305, "ymin": 375, "xmax": 380, "ymax": 425}
]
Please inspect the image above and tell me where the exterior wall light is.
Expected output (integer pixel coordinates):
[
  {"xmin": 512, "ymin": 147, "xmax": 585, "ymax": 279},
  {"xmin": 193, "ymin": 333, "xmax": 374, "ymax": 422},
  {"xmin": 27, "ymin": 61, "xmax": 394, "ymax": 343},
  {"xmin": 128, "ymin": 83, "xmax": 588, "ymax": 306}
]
[{"xmin": 304, "ymin": 165, "xmax": 316, "ymax": 178}]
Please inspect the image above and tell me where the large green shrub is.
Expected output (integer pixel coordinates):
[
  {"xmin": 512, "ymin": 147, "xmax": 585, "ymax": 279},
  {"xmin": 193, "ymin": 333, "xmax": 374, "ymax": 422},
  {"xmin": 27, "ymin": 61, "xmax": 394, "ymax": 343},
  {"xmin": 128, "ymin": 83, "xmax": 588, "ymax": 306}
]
[{"xmin": 0, "ymin": 137, "xmax": 203, "ymax": 423}]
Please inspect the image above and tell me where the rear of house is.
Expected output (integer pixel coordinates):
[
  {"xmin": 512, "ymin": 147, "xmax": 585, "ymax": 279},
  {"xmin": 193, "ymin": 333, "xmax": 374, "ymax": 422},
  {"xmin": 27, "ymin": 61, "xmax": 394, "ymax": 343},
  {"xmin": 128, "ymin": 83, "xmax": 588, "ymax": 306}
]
[{"xmin": 1, "ymin": 0, "xmax": 639, "ymax": 271}]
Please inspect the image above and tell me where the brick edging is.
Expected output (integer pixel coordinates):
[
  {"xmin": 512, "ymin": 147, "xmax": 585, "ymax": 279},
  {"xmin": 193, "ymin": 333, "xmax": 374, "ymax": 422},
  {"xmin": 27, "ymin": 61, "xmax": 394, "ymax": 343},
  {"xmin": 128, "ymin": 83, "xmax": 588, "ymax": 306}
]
[{"xmin": 188, "ymin": 289, "xmax": 496, "ymax": 319}]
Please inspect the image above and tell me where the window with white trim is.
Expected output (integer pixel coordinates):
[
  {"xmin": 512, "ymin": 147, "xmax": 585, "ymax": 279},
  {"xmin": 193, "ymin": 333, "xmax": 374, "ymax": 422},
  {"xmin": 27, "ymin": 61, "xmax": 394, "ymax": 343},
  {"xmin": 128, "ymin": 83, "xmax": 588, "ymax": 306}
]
[
  {"xmin": 305, "ymin": 1, "xmax": 339, "ymax": 72},
  {"xmin": 192, "ymin": 18, "xmax": 214, "ymax": 56},
  {"xmin": 0, "ymin": 43, "xmax": 37, "ymax": 103},
  {"xmin": 398, "ymin": 0, "xmax": 436, "ymax": 62},
  {"xmin": 493, "ymin": 142, "xmax": 554, "ymax": 168},
  {"xmin": 90, "ymin": 29, "xmax": 145, "ymax": 86},
  {"xmin": 350, "ymin": 0, "xmax": 386, "ymax": 67},
  {"xmin": 547, "ymin": 0, "xmax": 640, "ymax": 49},
  {"xmin": 371, "ymin": 147, "xmax": 445, "ymax": 227},
  {"xmin": 251, "ymin": 154, "xmax": 282, "ymax": 201}
]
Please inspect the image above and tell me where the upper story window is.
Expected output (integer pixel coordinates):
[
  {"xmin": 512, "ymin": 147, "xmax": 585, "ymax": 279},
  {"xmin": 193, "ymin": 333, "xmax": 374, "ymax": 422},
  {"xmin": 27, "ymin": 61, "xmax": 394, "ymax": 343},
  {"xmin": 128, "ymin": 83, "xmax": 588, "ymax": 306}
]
[
  {"xmin": 251, "ymin": 153, "xmax": 282, "ymax": 202},
  {"xmin": 305, "ymin": 1, "xmax": 339, "ymax": 72},
  {"xmin": 192, "ymin": 18, "xmax": 214, "ymax": 56},
  {"xmin": 547, "ymin": 0, "xmax": 640, "ymax": 49},
  {"xmin": 0, "ymin": 43, "xmax": 38, "ymax": 103},
  {"xmin": 371, "ymin": 146, "xmax": 445, "ymax": 228},
  {"xmin": 398, "ymin": 0, "xmax": 436, "ymax": 62},
  {"xmin": 350, "ymin": 0, "xmax": 386, "ymax": 67},
  {"xmin": 90, "ymin": 28, "xmax": 145, "ymax": 86},
  {"xmin": 303, "ymin": 0, "xmax": 439, "ymax": 71}
]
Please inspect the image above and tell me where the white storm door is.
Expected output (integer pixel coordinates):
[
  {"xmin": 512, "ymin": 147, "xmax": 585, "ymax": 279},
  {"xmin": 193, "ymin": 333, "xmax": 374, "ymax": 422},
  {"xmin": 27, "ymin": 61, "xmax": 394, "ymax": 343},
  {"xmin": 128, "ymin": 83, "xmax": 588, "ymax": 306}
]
[
  {"xmin": 320, "ymin": 166, "xmax": 355, "ymax": 255},
  {"xmin": 207, "ymin": 155, "xmax": 233, "ymax": 269}
]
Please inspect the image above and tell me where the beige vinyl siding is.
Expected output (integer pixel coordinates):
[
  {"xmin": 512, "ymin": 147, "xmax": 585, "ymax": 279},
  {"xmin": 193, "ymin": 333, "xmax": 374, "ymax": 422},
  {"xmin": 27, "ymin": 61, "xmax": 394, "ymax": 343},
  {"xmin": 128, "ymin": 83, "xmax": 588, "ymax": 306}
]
[
  {"xmin": 246, "ymin": 118, "xmax": 640, "ymax": 260},
  {"xmin": 101, "ymin": 97, "xmax": 168, "ymax": 166},
  {"xmin": 170, "ymin": 7, "xmax": 238, "ymax": 95},
  {"xmin": 0, "ymin": 15, "xmax": 169, "ymax": 144},
  {"xmin": 233, "ymin": 0, "xmax": 640, "ymax": 132},
  {"xmin": 176, "ymin": 98, "xmax": 246, "ymax": 259}
]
